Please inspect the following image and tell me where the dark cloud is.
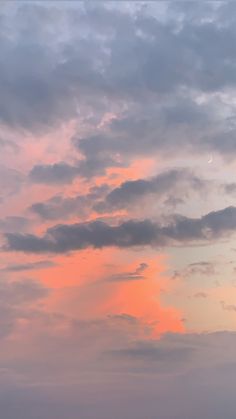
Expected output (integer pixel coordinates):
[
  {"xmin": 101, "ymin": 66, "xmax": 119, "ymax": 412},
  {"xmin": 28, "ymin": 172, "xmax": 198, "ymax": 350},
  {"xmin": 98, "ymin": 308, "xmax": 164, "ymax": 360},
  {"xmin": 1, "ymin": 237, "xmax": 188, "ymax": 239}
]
[
  {"xmin": 187, "ymin": 261, "xmax": 216, "ymax": 276},
  {"xmin": 5, "ymin": 219, "xmax": 160, "ymax": 253},
  {"xmin": 73, "ymin": 93, "xmax": 236, "ymax": 173},
  {"xmin": 29, "ymin": 168, "xmax": 205, "ymax": 219},
  {"xmin": 94, "ymin": 169, "xmax": 206, "ymax": 212},
  {"xmin": 30, "ymin": 185, "xmax": 110, "ymax": 220},
  {"xmin": 105, "ymin": 262, "xmax": 148, "ymax": 282},
  {"xmin": 2, "ymin": 260, "xmax": 56, "ymax": 272},
  {"xmin": 29, "ymin": 162, "xmax": 80, "ymax": 185},
  {"xmin": 5, "ymin": 206, "xmax": 236, "ymax": 254},
  {"xmin": 0, "ymin": 1, "xmax": 234, "ymax": 163},
  {"xmin": 172, "ymin": 260, "xmax": 218, "ymax": 282}
]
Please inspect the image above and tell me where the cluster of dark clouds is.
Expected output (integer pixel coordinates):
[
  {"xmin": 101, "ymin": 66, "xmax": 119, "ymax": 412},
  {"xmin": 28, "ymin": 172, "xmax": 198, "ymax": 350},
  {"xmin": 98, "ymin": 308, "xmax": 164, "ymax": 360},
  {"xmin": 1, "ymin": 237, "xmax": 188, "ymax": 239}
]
[
  {"xmin": 28, "ymin": 168, "xmax": 208, "ymax": 223},
  {"xmin": 5, "ymin": 205, "xmax": 236, "ymax": 254},
  {"xmin": 30, "ymin": 184, "xmax": 110, "ymax": 220},
  {"xmin": 95, "ymin": 168, "xmax": 206, "ymax": 212},
  {"xmin": 1, "ymin": 2, "xmax": 236, "ymax": 181}
]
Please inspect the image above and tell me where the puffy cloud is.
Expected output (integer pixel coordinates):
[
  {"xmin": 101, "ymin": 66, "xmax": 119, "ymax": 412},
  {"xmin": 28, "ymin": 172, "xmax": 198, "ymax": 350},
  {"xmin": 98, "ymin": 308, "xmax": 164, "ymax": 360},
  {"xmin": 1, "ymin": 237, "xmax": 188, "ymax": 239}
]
[
  {"xmin": 0, "ymin": 2, "xmax": 234, "ymax": 155},
  {"xmin": 29, "ymin": 162, "xmax": 80, "ymax": 185},
  {"xmin": 28, "ymin": 168, "xmax": 206, "ymax": 219},
  {"xmin": 5, "ymin": 206, "xmax": 236, "ymax": 254},
  {"xmin": 30, "ymin": 185, "xmax": 110, "ymax": 220},
  {"xmin": 95, "ymin": 168, "xmax": 206, "ymax": 212}
]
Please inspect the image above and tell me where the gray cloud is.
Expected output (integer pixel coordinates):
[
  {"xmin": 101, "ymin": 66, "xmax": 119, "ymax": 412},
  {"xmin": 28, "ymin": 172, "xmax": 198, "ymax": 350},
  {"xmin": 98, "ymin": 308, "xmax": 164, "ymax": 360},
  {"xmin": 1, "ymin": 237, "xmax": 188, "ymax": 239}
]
[
  {"xmin": 171, "ymin": 260, "xmax": 218, "ymax": 283},
  {"xmin": 5, "ymin": 206, "xmax": 236, "ymax": 254},
  {"xmin": 0, "ymin": 2, "xmax": 234, "ymax": 158},
  {"xmin": 105, "ymin": 262, "xmax": 148, "ymax": 283},
  {"xmin": 1, "ymin": 4, "xmax": 236, "ymax": 419},
  {"xmin": 73, "ymin": 93, "xmax": 236, "ymax": 174},
  {"xmin": 188, "ymin": 261, "xmax": 216, "ymax": 276},
  {"xmin": 29, "ymin": 168, "xmax": 206, "ymax": 220},
  {"xmin": 94, "ymin": 168, "xmax": 206, "ymax": 212},
  {"xmin": 30, "ymin": 185, "xmax": 110, "ymax": 220},
  {"xmin": 2, "ymin": 260, "xmax": 56, "ymax": 272},
  {"xmin": 29, "ymin": 162, "xmax": 80, "ymax": 185}
]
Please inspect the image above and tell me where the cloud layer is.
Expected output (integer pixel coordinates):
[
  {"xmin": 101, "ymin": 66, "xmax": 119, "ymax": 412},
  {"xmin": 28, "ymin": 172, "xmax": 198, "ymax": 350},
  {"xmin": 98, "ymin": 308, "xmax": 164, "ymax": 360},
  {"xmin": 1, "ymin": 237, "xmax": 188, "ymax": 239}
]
[{"xmin": 1, "ymin": 2, "xmax": 236, "ymax": 418}]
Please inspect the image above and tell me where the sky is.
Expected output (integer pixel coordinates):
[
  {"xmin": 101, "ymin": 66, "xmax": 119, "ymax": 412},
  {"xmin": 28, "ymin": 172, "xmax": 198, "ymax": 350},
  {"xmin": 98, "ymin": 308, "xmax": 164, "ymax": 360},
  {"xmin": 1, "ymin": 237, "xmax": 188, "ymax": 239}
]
[{"xmin": 1, "ymin": 1, "xmax": 236, "ymax": 418}]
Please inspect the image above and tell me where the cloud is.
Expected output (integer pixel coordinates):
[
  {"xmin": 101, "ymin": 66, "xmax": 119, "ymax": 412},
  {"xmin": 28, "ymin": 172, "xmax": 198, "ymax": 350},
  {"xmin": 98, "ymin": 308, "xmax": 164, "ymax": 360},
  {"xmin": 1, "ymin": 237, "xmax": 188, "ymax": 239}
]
[
  {"xmin": 1, "ymin": 3, "xmax": 236, "ymax": 419},
  {"xmin": 94, "ymin": 168, "xmax": 207, "ymax": 212},
  {"xmin": 29, "ymin": 168, "xmax": 206, "ymax": 220},
  {"xmin": 221, "ymin": 301, "xmax": 236, "ymax": 312},
  {"xmin": 105, "ymin": 262, "xmax": 148, "ymax": 282},
  {"xmin": 73, "ymin": 96, "xmax": 214, "ymax": 164},
  {"xmin": 29, "ymin": 162, "xmax": 80, "ymax": 185},
  {"xmin": 0, "ymin": 2, "xmax": 234, "ymax": 160},
  {"xmin": 187, "ymin": 261, "xmax": 216, "ymax": 276},
  {"xmin": 1, "ymin": 260, "xmax": 56, "ymax": 272},
  {"xmin": 29, "ymin": 185, "xmax": 110, "ymax": 220},
  {"xmin": 5, "ymin": 206, "xmax": 236, "ymax": 254}
]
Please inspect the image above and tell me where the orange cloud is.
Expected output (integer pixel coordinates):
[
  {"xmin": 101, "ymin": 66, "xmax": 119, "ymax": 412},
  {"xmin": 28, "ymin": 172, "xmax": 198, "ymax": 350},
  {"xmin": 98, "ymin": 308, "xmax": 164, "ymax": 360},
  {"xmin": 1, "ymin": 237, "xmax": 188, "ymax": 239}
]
[{"xmin": 40, "ymin": 250, "xmax": 184, "ymax": 337}]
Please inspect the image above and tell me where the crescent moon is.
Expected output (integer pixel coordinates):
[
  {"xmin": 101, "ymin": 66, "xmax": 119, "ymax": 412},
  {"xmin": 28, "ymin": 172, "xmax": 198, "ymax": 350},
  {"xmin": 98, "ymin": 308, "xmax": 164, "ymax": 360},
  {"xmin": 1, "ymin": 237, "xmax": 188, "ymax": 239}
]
[{"xmin": 208, "ymin": 155, "xmax": 213, "ymax": 164}]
